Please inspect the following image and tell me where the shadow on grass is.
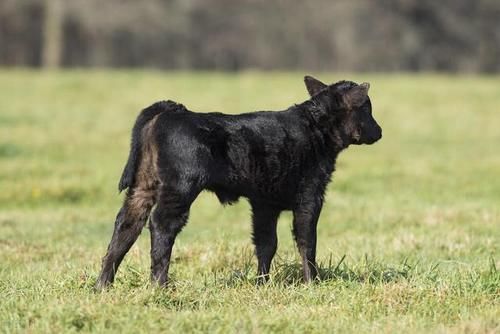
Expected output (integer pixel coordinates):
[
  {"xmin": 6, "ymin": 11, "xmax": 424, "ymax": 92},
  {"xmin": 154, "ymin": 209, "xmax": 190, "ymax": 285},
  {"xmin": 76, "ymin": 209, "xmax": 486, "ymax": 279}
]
[{"xmin": 220, "ymin": 255, "xmax": 421, "ymax": 287}]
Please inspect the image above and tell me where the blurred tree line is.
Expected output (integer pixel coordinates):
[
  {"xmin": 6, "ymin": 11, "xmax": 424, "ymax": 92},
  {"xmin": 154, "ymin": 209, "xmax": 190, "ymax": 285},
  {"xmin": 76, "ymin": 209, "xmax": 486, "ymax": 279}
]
[{"xmin": 1, "ymin": 0, "xmax": 499, "ymax": 72}]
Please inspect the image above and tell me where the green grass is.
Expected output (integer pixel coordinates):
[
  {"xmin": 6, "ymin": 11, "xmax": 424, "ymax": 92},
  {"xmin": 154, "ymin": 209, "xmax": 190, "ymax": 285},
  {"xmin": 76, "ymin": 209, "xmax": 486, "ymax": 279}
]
[{"xmin": 0, "ymin": 70, "xmax": 499, "ymax": 333}]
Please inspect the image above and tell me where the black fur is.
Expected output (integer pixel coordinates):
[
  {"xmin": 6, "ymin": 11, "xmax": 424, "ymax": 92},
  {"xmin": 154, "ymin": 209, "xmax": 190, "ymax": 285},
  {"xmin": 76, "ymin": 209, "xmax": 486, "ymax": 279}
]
[
  {"xmin": 118, "ymin": 100, "xmax": 186, "ymax": 192},
  {"xmin": 96, "ymin": 76, "xmax": 382, "ymax": 290}
]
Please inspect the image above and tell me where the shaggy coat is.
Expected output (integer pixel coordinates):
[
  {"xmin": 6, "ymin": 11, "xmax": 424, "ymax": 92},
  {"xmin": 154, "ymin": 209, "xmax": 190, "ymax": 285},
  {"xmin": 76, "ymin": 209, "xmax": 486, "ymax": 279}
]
[{"xmin": 96, "ymin": 76, "xmax": 382, "ymax": 289}]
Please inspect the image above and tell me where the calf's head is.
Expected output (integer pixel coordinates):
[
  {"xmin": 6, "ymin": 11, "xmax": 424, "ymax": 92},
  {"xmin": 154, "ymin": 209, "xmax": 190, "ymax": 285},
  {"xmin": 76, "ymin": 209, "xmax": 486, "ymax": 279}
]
[{"xmin": 304, "ymin": 75, "xmax": 382, "ymax": 145}]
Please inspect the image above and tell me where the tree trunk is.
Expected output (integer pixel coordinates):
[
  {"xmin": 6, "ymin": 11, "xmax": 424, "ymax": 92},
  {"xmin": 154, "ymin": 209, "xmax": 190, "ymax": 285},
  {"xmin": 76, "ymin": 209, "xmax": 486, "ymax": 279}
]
[{"xmin": 42, "ymin": 0, "xmax": 63, "ymax": 68}]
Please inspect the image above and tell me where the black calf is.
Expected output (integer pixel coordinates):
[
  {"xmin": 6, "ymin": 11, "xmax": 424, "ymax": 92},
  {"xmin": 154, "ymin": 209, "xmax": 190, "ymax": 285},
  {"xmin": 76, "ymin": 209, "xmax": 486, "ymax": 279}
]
[{"xmin": 96, "ymin": 75, "xmax": 382, "ymax": 289}]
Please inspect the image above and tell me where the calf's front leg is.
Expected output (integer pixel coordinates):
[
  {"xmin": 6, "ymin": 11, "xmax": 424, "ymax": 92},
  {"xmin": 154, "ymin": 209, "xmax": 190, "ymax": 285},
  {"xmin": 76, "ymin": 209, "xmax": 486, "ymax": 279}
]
[
  {"xmin": 250, "ymin": 200, "xmax": 281, "ymax": 282},
  {"xmin": 292, "ymin": 200, "xmax": 322, "ymax": 282}
]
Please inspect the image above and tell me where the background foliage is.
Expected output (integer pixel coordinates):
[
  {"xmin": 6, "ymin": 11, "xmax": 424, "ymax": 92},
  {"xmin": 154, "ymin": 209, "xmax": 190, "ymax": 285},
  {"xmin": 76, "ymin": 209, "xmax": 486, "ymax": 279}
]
[{"xmin": 1, "ymin": 0, "xmax": 499, "ymax": 72}]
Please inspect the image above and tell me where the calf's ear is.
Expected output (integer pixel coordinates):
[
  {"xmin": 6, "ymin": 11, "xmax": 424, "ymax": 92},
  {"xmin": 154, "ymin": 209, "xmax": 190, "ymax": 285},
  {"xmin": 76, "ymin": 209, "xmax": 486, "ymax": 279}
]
[
  {"xmin": 304, "ymin": 75, "xmax": 327, "ymax": 96},
  {"xmin": 343, "ymin": 82, "xmax": 370, "ymax": 108}
]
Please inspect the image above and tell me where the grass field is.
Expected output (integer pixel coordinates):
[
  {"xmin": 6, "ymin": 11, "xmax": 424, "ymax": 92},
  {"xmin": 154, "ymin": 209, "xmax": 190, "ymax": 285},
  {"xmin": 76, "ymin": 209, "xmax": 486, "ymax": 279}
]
[{"xmin": 0, "ymin": 70, "xmax": 499, "ymax": 333}]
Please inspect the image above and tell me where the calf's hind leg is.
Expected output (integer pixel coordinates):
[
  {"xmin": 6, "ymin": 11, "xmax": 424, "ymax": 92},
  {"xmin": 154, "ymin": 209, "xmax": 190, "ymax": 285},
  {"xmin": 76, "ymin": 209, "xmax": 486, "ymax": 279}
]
[
  {"xmin": 149, "ymin": 183, "xmax": 200, "ymax": 286},
  {"xmin": 96, "ymin": 188, "xmax": 155, "ymax": 290}
]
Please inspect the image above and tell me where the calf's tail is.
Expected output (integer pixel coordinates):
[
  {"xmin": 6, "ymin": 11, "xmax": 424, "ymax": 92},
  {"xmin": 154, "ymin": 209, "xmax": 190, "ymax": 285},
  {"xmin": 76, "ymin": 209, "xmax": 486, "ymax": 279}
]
[{"xmin": 118, "ymin": 100, "xmax": 182, "ymax": 192}]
